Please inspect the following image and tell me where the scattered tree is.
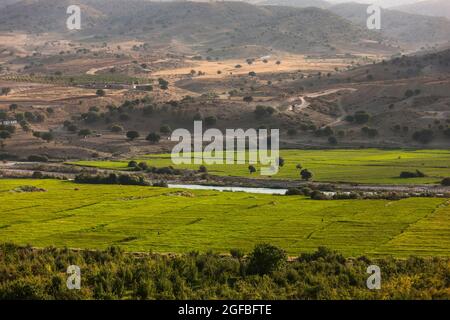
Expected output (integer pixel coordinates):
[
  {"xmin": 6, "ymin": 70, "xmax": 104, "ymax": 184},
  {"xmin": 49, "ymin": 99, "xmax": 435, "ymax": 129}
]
[
  {"xmin": 126, "ymin": 131, "xmax": 140, "ymax": 141},
  {"xmin": 247, "ymin": 243, "xmax": 287, "ymax": 275},
  {"xmin": 78, "ymin": 129, "xmax": 91, "ymax": 138},
  {"xmin": 300, "ymin": 169, "xmax": 313, "ymax": 181},
  {"xmin": 0, "ymin": 87, "xmax": 11, "ymax": 96},
  {"xmin": 243, "ymin": 96, "xmax": 253, "ymax": 104},
  {"xmin": 441, "ymin": 178, "xmax": 450, "ymax": 186},
  {"xmin": 146, "ymin": 132, "xmax": 160, "ymax": 144}
]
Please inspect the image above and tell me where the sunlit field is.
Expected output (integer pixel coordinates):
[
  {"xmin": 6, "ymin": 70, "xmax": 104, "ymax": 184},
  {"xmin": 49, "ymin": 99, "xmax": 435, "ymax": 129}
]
[
  {"xmin": 69, "ymin": 149, "xmax": 450, "ymax": 184},
  {"xmin": 0, "ymin": 179, "xmax": 448, "ymax": 257}
]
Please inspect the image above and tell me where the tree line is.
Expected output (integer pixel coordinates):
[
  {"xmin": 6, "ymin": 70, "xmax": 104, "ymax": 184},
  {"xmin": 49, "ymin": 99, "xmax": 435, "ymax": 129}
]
[{"xmin": 0, "ymin": 243, "xmax": 448, "ymax": 300}]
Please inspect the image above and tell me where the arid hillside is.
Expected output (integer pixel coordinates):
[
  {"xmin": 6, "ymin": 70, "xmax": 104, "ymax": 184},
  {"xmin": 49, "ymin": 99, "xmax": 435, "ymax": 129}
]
[
  {"xmin": 0, "ymin": 1, "xmax": 448, "ymax": 160},
  {"xmin": 0, "ymin": 0, "xmax": 390, "ymax": 56}
]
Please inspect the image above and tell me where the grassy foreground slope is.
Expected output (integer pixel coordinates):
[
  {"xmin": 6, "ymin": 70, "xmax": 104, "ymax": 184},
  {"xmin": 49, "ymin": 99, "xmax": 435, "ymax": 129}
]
[
  {"xmin": 0, "ymin": 179, "xmax": 449, "ymax": 257},
  {"xmin": 71, "ymin": 149, "xmax": 450, "ymax": 184}
]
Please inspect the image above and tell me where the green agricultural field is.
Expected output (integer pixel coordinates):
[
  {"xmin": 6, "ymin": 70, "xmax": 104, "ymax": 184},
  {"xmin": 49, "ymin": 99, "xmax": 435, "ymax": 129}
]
[
  {"xmin": 0, "ymin": 179, "xmax": 449, "ymax": 257},
  {"xmin": 70, "ymin": 149, "xmax": 450, "ymax": 184}
]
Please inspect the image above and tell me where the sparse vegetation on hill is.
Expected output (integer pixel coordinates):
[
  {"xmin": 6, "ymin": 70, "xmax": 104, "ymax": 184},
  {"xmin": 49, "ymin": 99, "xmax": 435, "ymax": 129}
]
[{"xmin": 0, "ymin": 1, "xmax": 385, "ymax": 55}]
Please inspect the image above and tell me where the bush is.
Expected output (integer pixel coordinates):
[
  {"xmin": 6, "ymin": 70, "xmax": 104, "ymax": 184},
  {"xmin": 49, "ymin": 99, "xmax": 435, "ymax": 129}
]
[
  {"xmin": 300, "ymin": 169, "xmax": 313, "ymax": 181},
  {"xmin": 354, "ymin": 111, "xmax": 370, "ymax": 124},
  {"xmin": 137, "ymin": 162, "xmax": 148, "ymax": 171},
  {"xmin": 301, "ymin": 187, "xmax": 313, "ymax": 196},
  {"xmin": 332, "ymin": 192, "xmax": 360, "ymax": 200},
  {"xmin": 110, "ymin": 124, "xmax": 123, "ymax": 133},
  {"xmin": 315, "ymin": 127, "xmax": 333, "ymax": 137},
  {"xmin": 247, "ymin": 243, "xmax": 286, "ymax": 275},
  {"xmin": 310, "ymin": 190, "xmax": 329, "ymax": 200},
  {"xmin": 230, "ymin": 248, "xmax": 245, "ymax": 259},
  {"xmin": 404, "ymin": 89, "xmax": 414, "ymax": 98},
  {"xmin": 254, "ymin": 105, "xmax": 275, "ymax": 118},
  {"xmin": 441, "ymin": 178, "xmax": 450, "ymax": 186},
  {"xmin": 328, "ymin": 136, "xmax": 338, "ymax": 145},
  {"xmin": 153, "ymin": 180, "xmax": 168, "ymax": 188},
  {"xmin": 158, "ymin": 78, "xmax": 169, "ymax": 90},
  {"xmin": 146, "ymin": 166, "xmax": 182, "ymax": 175},
  {"xmin": 83, "ymin": 111, "xmax": 101, "ymax": 123},
  {"xmin": 126, "ymin": 131, "xmax": 140, "ymax": 140},
  {"xmin": 128, "ymin": 161, "xmax": 138, "ymax": 168},
  {"xmin": 40, "ymin": 132, "xmax": 54, "ymax": 142},
  {"xmin": 146, "ymin": 132, "xmax": 160, "ymax": 144},
  {"xmin": 32, "ymin": 171, "xmax": 44, "ymax": 179},
  {"xmin": 345, "ymin": 115, "xmax": 354, "ymax": 122},
  {"xmin": 13, "ymin": 185, "xmax": 46, "ymax": 193},
  {"xmin": 74, "ymin": 173, "xmax": 149, "ymax": 186},
  {"xmin": 400, "ymin": 170, "xmax": 426, "ymax": 178},
  {"xmin": 243, "ymin": 96, "xmax": 253, "ymax": 104},
  {"xmin": 0, "ymin": 131, "xmax": 11, "ymax": 139},
  {"xmin": 0, "ymin": 87, "xmax": 11, "ymax": 96},
  {"xmin": 67, "ymin": 124, "xmax": 78, "ymax": 133},
  {"xmin": 285, "ymin": 188, "xmax": 303, "ymax": 196},
  {"xmin": 0, "ymin": 125, "xmax": 15, "ymax": 134},
  {"xmin": 361, "ymin": 127, "xmax": 378, "ymax": 138},
  {"xmin": 78, "ymin": 129, "xmax": 92, "ymax": 137}
]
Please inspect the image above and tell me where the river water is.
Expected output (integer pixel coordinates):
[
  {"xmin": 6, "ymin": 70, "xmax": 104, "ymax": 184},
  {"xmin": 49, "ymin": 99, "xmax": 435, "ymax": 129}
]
[{"xmin": 168, "ymin": 184, "xmax": 287, "ymax": 195}]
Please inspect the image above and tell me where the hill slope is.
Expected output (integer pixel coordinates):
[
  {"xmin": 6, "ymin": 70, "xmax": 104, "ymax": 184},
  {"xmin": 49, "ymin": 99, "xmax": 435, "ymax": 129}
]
[
  {"xmin": 329, "ymin": 2, "xmax": 450, "ymax": 46},
  {"xmin": 393, "ymin": 0, "xmax": 450, "ymax": 20},
  {"xmin": 255, "ymin": 0, "xmax": 330, "ymax": 8},
  {"xmin": 0, "ymin": 0, "xmax": 386, "ymax": 55}
]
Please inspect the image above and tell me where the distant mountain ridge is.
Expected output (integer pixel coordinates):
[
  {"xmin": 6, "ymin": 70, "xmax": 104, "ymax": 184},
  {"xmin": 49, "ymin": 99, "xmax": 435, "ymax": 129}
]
[
  {"xmin": 329, "ymin": 2, "xmax": 450, "ymax": 45},
  {"xmin": 254, "ymin": 0, "xmax": 330, "ymax": 8},
  {"xmin": 393, "ymin": 0, "xmax": 450, "ymax": 20}
]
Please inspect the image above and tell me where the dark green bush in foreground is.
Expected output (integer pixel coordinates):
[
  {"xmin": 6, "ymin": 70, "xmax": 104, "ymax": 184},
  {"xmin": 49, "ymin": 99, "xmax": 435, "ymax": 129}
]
[{"xmin": 0, "ymin": 243, "xmax": 448, "ymax": 300}]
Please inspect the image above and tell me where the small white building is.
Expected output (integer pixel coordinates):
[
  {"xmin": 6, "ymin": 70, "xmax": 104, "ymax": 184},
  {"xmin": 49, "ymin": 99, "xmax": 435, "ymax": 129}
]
[{"xmin": 0, "ymin": 120, "xmax": 18, "ymax": 126}]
